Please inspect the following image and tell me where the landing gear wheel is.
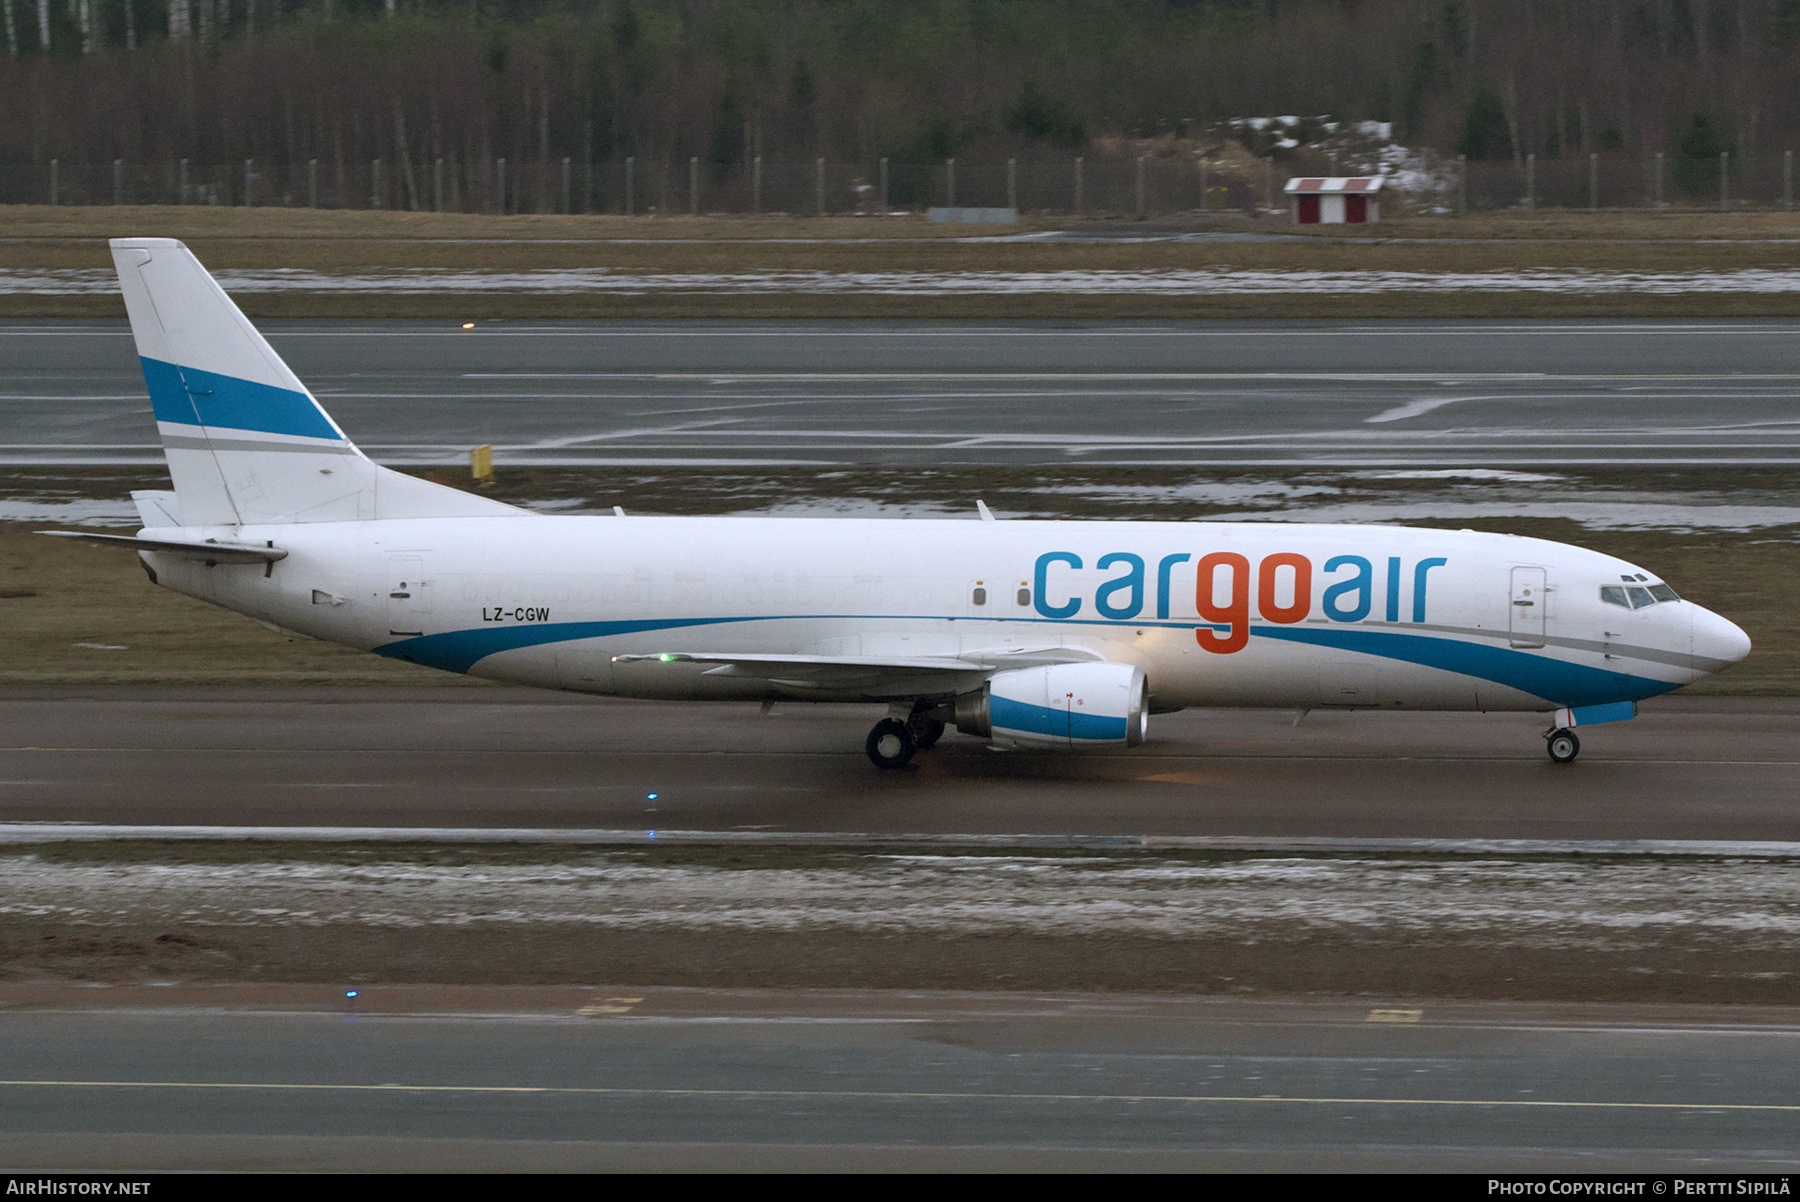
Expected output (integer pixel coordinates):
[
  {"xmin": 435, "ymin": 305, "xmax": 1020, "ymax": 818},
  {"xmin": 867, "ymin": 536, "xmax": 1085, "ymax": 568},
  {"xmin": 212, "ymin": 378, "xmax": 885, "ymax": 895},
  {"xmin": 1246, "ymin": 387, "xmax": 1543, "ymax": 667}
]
[
  {"xmin": 908, "ymin": 715, "xmax": 946, "ymax": 750},
  {"xmin": 1546, "ymin": 728, "xmax": 1580, "ymax": 764},
  {"xmin": 866, "ymin": 719, "xmax": 917, "ymax": 770}
]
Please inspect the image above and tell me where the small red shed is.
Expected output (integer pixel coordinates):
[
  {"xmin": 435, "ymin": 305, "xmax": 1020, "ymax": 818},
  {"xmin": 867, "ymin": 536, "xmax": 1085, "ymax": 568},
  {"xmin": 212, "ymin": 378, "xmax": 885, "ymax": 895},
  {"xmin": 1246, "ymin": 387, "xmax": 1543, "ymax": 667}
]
[{"xmin": 1284, "ymin": 176, "xmax": 1384, "ymax": 224}]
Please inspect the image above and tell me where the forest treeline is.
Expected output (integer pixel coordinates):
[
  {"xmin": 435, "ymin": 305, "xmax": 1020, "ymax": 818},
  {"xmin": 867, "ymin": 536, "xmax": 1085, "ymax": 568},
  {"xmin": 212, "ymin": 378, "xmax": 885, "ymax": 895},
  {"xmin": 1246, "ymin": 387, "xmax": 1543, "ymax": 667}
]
[{"xmin": 3, "ymin": 0, "xmax": 1799, "ymax": 174}]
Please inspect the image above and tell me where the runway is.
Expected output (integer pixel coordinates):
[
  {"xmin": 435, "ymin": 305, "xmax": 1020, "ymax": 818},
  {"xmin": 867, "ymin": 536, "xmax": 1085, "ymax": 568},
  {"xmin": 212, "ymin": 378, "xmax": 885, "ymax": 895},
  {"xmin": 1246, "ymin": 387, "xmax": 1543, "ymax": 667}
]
[
  {"xmin": 1, "ymin": 689, "xmax": 1793, "ymax": 839},
  {"xmin": 2, "ymin": 988, "xmax": 1797, "ymax": 1171},
  {"xmin": 4, "ymin": 318, "xmax": 1800, "ymax": 466}
]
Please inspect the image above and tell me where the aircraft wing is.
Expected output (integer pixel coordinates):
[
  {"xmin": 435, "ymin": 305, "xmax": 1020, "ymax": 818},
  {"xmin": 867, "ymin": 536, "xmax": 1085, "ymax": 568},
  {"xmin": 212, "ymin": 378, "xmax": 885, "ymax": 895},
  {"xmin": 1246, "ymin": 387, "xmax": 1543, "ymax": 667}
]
[{"xmin": 612, "ymin": 645, "xmax": 1105, "ymax": 694}]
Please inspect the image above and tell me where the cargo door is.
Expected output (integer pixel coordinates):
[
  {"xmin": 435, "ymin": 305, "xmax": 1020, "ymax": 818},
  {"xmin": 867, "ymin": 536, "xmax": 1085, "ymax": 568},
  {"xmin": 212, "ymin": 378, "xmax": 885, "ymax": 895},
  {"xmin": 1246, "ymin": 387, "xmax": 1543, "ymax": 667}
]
[
  {"xmin": 387, "ymin": 555, "xmax": 430, "ymax": 636},
  {"xmin": 1509, "ymin": 566, "xmax": 1546, "ymax": 648}
]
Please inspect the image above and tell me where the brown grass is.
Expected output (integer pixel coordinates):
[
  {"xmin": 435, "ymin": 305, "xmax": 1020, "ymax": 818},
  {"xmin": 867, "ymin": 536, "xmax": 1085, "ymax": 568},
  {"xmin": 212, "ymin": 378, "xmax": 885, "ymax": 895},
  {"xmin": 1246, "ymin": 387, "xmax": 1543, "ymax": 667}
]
[{"xmin": 7, "ymin": 204, "xmax": 1800, "ymax": 319}]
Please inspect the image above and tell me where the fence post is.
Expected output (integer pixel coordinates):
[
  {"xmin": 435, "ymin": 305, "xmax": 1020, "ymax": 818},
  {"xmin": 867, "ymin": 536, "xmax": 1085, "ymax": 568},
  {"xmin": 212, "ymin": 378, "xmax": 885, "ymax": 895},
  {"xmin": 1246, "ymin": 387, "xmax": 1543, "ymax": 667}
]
[
  {"xmin": 1654, "ymin": 152, "xmax": 1664, "ymax": 208},
  {"xmin": 879, "ymin": 157, "xmax": 887, "ymax": 211},
  {"xmin": 816, "ymin": 157, "xmax": 826, "ymax": 215},
  {"xmin": 624, "ymin": 157, "xmax": 634, "ymax": 216},
  {"xmin": 1786, "ymin": 151, "xmax": 1794, "ymax": 211},
  {"xmin": 945, "ymin": 157, "xmax": 954, "ymax": 208},
  {"xmin": 1199, "ymin": 157, "xmax": 1208, "ymax": 211},
  {"xmin": 584, "ymin": 156, "xmax": 593, "ymax": 214},
  {"xmin": 179, "ymin": 158, "xmax": 188, "ymax": 205},
  {"xmin": 114, "ymin": 158, "xmax": 124, "ymax": 206},
  {"xmin": 560, "ymin": 158, "xmax": 569, "ymax": 215},
  {"xmin": 1458, "ymin": 154, "xmax": 1467, "ymax": 216},
  {"xmin": 495, "ymin": 157, "xmax": 505, "ymax": 215},
  {"xmin": 435, "ymin": 158, "xmax": 444, "ymax": 212},
  {"xmin": 371, "ymin": 158, "xmax": 382, "ymax": 209},
  {"xmin": 1007, "ymin": 158, "xmax": 1017, "ymax": 212},
  {"xmin": 1136, "ymin": 155, "xmax": 1146, "ymax": 215},
  {"xmin": 1074, "ymin": 156, "xmax": 1083, "ymax": 214},
  {"xmin": 308, "ymin": 159, "xmax": 318, "ymax": 209},
  {"xmin": 49, "ymin": 158, "xmax": 58, "ymax": 205},
  {"xmin": 244, "ymin": 158, "xmax": 253, "ymax": 208},
  {"xmin": 1720, "ymin": 150, "xmax": 1729, "ymax": 211},
  {"xmin": 753, "ymin": 156, "xmax": 762, "ymax": 214},
  {"xmin": 1525, "ymin": 153, "xmax": 1535, "ymax": 211},
  {"xmin": 688, "ymin": 156, "xmax": 698, "ymax": 215},
  {"xmin": 1588, "ymin": 153, "xmax": 1597, "ymax": 211}
]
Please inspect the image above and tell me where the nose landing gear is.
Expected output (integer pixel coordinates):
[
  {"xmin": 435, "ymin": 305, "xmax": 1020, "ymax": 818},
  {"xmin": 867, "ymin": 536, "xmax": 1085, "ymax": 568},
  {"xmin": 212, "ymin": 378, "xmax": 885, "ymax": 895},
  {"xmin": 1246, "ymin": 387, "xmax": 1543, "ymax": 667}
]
[{"xmin": 1545, "ymin": 727, "xmax": 1581, "ymax": 764}]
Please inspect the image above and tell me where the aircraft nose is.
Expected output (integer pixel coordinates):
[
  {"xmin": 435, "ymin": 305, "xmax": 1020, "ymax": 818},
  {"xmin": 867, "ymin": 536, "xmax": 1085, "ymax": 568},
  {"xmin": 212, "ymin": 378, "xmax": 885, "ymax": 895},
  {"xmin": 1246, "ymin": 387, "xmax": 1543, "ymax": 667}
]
[{"xmin": 1692, "ymin": 605, "xmax": 1752, "ymax": 667}]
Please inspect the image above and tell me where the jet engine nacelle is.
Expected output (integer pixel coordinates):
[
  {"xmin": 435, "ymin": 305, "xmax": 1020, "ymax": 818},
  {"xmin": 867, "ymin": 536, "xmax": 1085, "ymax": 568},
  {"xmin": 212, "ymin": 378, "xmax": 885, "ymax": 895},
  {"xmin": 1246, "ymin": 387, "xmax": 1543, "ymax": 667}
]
[{"xmin": 953, "ymin": 662, "xmax": 1147, "ymax": 750}]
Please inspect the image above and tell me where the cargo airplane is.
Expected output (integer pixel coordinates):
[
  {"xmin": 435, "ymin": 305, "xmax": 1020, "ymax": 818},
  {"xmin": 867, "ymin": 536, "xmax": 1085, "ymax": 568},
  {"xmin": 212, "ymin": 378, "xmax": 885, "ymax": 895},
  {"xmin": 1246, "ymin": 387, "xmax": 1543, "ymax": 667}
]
[{"xmin": 49, "ymin": 238, "xmax": 1752, "ymax": 769}]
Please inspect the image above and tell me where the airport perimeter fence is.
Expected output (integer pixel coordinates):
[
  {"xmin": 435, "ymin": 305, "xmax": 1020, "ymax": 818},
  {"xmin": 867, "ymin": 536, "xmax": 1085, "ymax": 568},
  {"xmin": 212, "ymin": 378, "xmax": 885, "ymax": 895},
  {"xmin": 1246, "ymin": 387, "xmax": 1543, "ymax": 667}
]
[{"xmin": 3, "ymin": 152, "xmax": 1795, "ymax": 216}]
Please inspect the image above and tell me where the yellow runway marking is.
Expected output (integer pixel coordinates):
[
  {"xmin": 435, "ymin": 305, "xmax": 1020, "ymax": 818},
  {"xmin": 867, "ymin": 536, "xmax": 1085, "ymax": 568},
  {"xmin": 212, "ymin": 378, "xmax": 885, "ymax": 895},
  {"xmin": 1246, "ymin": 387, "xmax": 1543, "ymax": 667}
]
[
  {"xmin": 0, "ymin": 1080, "xmax": 1795, "ymax": 1111},
  {"xmin": 1368, "ymin": 1009, "xmax": 1425, "ymax": 1024}
]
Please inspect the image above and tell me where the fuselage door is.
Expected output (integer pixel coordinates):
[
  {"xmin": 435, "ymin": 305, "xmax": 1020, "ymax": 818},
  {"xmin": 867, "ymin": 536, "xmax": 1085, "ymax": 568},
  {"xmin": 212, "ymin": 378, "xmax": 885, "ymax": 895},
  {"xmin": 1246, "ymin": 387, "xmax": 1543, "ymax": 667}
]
[
  {"xmin": 387, "ymin": 554, "xmax": 429, "ymax": 636},
  {"xmin": 1509, "ymin": 566, "xmax": 1546, "ymax": 648}
]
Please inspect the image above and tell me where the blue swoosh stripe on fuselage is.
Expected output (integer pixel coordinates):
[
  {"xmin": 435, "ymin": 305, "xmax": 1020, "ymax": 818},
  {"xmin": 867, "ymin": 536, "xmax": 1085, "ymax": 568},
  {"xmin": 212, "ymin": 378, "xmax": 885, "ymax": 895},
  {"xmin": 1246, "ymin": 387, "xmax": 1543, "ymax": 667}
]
[
  {"xmin": 1252, "ymin": 624, "xmax": 1677, "ymax": 707},
  {"xmin": 990, "ymin": 694, "xmax": 1129, "ymax": 742},
  {"xmin": 375, "ymin": 617, "xmax": 747, "ymax": 674},
  {"xmin": 376, "ymin": 615, "xmax": 1677, "ymax": 707},
  {"xmin": 141, "ymin": 356, "xmax": 342, "ymax": 441}
]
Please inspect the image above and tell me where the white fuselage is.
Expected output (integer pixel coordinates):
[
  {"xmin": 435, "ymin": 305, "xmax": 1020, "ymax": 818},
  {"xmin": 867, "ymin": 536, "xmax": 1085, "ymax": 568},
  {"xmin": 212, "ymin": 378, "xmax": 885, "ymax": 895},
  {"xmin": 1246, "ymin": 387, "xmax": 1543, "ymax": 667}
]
[{"xmin": 141, "ymin": 514, "xmax": 1745, "ymax": 714}]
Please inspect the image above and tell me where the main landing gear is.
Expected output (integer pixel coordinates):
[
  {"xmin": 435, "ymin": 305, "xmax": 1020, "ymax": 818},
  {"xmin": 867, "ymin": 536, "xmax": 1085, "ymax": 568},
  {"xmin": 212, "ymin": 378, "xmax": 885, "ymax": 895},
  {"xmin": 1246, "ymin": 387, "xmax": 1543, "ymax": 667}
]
[
  {"xmin": 1545, "ymin": 727, "xmax": 1581, "ymax": 764},
  {"xmin": 865, "ymin": 704, "xmax": 947, "ymax": 770}
]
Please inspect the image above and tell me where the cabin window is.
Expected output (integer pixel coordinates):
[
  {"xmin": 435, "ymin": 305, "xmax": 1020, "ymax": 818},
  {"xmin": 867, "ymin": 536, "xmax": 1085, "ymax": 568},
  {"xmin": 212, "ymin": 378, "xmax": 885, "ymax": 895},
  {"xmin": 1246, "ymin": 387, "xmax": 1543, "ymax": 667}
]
[
  {"xmin": 1016, "ymin": 586, "xmax": 1031, "ymax": 606},
  {"xmin": 1648, "ymin": 584, "xmax": 1680, "ymax": 603},
  {"xmin": 1600, "ymin": 587, "xmax": 1629, "ymax": 608},
  {"xmin": 972, "ymin": 586, "xmax": 987, "ymax": 606},
  {"xmin": 1626, "ymin": 586, "xmax": 1655, "ymax": 609}
]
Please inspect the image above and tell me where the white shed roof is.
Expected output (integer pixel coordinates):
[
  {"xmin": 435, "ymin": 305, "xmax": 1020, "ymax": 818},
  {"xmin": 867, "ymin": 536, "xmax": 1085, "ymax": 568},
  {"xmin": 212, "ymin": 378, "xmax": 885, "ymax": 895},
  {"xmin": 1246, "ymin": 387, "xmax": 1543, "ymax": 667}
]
[{"xmin": 1282, "ymin": 176, "xmax": 1386, "ymax": 194}]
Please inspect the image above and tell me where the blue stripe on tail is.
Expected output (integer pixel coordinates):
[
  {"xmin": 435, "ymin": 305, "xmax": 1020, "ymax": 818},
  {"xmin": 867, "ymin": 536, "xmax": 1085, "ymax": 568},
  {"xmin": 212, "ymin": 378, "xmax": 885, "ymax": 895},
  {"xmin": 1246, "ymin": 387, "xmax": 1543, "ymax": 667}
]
[{"xmin": 141, "ymin": 356, "xmax": 341, "ymax": 441}]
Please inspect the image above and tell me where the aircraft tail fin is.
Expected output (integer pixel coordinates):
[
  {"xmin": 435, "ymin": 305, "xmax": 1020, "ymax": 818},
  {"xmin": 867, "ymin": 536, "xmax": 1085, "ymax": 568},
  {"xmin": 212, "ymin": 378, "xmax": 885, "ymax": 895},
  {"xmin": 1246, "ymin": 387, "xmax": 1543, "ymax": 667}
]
[{"xmin": 110, "ymin": 237, "xmax": 523, "ymax": 527}]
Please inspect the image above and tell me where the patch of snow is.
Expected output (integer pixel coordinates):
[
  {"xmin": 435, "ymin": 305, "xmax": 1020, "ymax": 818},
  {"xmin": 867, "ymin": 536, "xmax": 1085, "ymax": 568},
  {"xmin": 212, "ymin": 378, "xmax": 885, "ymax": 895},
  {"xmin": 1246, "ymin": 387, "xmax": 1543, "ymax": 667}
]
[
  {"xmin": 1208, "ymin": 500, "xmax": 1800, "ymax": 532},
  {"xmin": 3, "ymin": 854, "xmax": 1799, "ymax": 944},
  {"xmin": 15, "ymin": 267, "xmax": 1800, "ymax": 297},
  {"xmin": 1361, "ymin": 470, "xmax": 1563, "ymax": 483},
  {"xmin": 0, "ymin": 498, "xmax": 141, "ymax": 527}
]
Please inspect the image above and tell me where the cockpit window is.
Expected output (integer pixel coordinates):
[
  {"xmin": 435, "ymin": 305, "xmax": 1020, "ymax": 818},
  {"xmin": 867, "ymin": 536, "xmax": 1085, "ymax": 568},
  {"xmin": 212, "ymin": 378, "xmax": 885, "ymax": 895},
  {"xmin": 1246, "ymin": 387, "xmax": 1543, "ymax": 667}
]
[{"xmin": 1602, "ymin": 583, "xmax": 1680, "ymax": 609}]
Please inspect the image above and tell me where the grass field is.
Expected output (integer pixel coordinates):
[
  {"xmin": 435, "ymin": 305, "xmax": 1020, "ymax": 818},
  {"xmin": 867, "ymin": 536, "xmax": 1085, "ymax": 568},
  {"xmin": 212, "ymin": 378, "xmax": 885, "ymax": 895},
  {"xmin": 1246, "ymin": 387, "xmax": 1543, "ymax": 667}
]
[
  {"xmin": 7, "ymin": 205, "xmax": 1800, "ymax": 318},
  {"xmin": 10, "ymin": 464, "xmax": 1796, "ymax": 694}
]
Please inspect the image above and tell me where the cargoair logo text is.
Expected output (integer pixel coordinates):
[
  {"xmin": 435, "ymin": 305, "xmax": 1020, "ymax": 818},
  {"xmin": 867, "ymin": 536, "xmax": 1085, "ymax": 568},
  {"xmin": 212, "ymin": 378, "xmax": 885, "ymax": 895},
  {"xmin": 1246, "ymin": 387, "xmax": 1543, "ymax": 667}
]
[{"xmin": 1033, "ymin": 551, "xmax": 1448, "ymax": 654}]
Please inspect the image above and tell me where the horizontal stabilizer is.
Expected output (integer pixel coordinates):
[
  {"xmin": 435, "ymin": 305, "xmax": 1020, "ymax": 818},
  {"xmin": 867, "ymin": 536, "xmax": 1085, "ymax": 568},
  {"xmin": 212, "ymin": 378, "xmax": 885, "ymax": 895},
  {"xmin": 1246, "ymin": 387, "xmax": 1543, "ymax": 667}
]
[{"xmin": 37, "ymin": 530, "xmax": 287, "ymax": 564}]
